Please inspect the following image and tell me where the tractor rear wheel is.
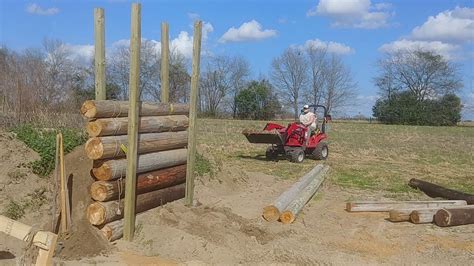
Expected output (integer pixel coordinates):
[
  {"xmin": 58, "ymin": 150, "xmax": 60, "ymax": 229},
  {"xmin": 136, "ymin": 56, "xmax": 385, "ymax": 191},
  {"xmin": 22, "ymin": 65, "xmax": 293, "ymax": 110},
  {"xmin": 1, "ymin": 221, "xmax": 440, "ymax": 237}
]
[
  {"xmin": 313, "ymin": 142, "xmax": 329, "ymax": 160},
  {"xmin": 288, "ymin": 150, "xmax": 305, "ymax": 163},
  {"xmin": 266, "ymin": 146, "xmax": 278, "ymax": 161}
]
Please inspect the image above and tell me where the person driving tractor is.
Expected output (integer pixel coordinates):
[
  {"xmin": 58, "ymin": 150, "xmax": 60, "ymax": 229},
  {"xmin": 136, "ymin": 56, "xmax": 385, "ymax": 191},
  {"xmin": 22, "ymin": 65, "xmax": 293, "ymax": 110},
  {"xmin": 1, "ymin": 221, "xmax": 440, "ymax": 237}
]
[{"xmin": 299, "ymin": 105, "xmax": 317, "ymax": 137}]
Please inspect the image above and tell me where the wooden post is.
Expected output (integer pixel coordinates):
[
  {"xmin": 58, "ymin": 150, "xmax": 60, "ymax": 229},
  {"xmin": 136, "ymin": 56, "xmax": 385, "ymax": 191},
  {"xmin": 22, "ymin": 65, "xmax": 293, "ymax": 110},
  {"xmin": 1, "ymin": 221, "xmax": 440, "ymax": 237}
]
[
  {"xmin": 185, "ymin": 21, "xmax": 202, "ymax": 206},
  {"xmin": 58, "ymin": 133, "xmax": 71, "ymax": 233},
  {"xmin": 160, "ymin": 22, "xmax": 170, "ymax": 103},
  {"xmin": 123, "ymin": 2, "xmax": 141, "ymax": 241},
  {"xmin": 94, "ymin": 8, "xmax": 106, "ymax": 100}
]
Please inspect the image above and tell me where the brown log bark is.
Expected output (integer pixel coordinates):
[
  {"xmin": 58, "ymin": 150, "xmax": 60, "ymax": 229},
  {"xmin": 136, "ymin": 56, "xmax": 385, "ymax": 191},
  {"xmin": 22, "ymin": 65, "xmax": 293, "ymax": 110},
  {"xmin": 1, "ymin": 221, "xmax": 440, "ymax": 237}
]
[
  {"xmin": 408, "ymin": 178, "xmax": 474, "ymax": 204},
  {"xmin": 87, "ymin": 183, "xmax": 184, "ymax": 226},
  {"xmin": 86, "ymin": 115, "xmax": 188, "ymax": 137},
  {"xmin": 100, "ymin": 219, "xmax": 123, "ymax": 242},
  {"xmin": 81, "ymin": 100, "xmax": 189, "ymax": 119},
  {"xmin": 346, "ymin": 200, "xmax": 467, "ymax": 212},
  {"xmin": 92, "ymin": 148, "xmax": 187, "ymax": 181},
  {"xmin": 411, "ymin": 205, "xmax": 474, "ymax": 224},
  {"xmin": 434, "ymin": 207, "xmax": 474, "ymax": 227},
  {"xmin": 90, "ymin": 164, "xmax": 186, "ymax": 201},
  {"xmin": 85, "ymin": 131, "xmax": 188, "ymax": 160}
]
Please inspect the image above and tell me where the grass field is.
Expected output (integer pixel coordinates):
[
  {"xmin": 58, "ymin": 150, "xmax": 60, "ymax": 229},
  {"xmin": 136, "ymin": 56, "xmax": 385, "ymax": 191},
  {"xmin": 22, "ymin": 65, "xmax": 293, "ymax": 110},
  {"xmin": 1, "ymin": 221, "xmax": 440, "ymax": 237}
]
[{"xmin": 196, "ymin": 119, "xmax": 474, "ymax": 198}]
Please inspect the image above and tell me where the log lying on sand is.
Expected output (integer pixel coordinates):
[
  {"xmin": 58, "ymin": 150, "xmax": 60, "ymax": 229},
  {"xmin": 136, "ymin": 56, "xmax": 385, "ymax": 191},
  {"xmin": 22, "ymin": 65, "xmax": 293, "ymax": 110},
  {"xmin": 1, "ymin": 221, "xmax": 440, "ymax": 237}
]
[
  {"xmin": 411, "ymin": 205, "xmax": 474, "ymax": 224},
  {"xmin": 280, "ymin": 166, "xmax": 330, "ymax": 224},
  {"xmin": 92, "ymin": 148, "xmax": 187, "ymax": 181},
  {"xmin": 91, "ymin": 164, "xmax": 186, "ymax": 201},
  {"xmin": 408, "ymin": 178, "xmax": 474, "ymax": 204},
  {"xmin": 262, "ymin": 164, "xmax": 324, "ymax": 222},
  {"xmin": 346, "ymin": 200, "xmax": 467, "ymax": 212},
  {"xmin": 87, "ymin": 183, "xmax": 185, "ymax": 225},
  {"xmin": 81, "ymin": 100, "xmax": 189, "ymax": 119},
  {"xmin": 85, "ymin": 131, "xmax": 188, "ymax": 160},
  {"xmin": 388, "ymin": 203, "xmax": 471, "ymax": 223},
  {"xmin": 86, "ymin": 115, "xmax": 189, "ymax": 137},
  {"xmin": 434, "ymin": 207, "xmax": 474, "ymax": 227},
  {"xmin": 388, "ymin": 209, "xmax": 416, "ymax": 222}
]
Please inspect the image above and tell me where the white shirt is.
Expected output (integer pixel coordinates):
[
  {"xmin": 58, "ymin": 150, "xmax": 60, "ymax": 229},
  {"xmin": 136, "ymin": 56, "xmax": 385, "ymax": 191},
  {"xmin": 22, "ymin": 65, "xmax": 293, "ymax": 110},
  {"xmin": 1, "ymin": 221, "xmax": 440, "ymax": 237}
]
[{"xmin": 299, "ymin": 111, "xmax": 317, "ymax": 129}]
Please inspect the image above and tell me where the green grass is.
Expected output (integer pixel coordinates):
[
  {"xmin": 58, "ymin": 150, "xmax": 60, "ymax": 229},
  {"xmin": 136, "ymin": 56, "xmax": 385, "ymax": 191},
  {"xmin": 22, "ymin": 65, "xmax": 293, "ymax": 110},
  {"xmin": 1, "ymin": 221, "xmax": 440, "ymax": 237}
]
[
  {"xmin": 196, "ymin": 119, "xmax": 474, "ymax": 196},
  {"xmin": 11, "ymin": 124, "xmax": 87, "ymax": 177}
]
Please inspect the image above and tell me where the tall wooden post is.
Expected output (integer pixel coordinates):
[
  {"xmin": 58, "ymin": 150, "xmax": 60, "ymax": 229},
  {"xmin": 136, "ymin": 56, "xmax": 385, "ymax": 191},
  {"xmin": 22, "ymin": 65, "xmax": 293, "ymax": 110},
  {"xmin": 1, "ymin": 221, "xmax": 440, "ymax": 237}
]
[
  {"xmin": 123, "ymin": 3, "xmax": 141, "ymax": 241},
  {"xmin": 185, "ymin": 21, "xmax": 202, "ymax": 206},
  {"xmin": 94, "ymin": 8, "xmax": 106, "ymax": 100},
  {"xmin": 160, "ymin": 22, "xmax": 170, "ymax": 103}
]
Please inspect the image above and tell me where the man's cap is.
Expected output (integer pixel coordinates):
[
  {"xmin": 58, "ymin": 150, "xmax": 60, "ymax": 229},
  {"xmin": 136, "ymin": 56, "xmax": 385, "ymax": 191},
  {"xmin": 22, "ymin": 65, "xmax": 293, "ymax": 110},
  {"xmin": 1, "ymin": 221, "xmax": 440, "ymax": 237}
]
[{"xmin": 303, "ymin": 105, "xmax": 309, "ymax": 109}]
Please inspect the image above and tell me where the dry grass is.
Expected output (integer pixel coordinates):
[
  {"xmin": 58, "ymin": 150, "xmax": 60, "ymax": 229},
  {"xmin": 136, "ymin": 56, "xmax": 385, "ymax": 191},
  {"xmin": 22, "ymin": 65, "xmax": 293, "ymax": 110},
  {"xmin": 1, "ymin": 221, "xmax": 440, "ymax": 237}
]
[{"xmin": 196, "ymin": 119, "xmax": 474, "ymax": 198}]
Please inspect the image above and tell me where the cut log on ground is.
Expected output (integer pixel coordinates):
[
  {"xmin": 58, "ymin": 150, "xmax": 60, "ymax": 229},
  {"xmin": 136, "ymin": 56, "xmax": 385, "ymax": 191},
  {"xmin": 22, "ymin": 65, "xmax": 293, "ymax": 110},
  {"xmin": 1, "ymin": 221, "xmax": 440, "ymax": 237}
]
[
  {"xmin": 280, "ymin": 166, "xmax": 330, "ymax": 224},
  {"xmin": 434, "ymin": 207, "xmax": 474, "ymax": 227},
  {"xmin": 86, "ymin": 115, "xmax": 188, "ymax": 137},
  {"xmin": 85, "ymin": 131, "xmax": 188, "ymax": 160},
  {"xmin": 346, "ymin": 200, "xmax": 467, "ymax": 212},
  {"xmin": 100, "ymin": 219, "xmax": 124, "ymax": 242},
  {"xmin": 408, "ymin": 178, "xmax": 474, "ymax": 204},
  {"xmin": 0, "ymin": 215, "xmax": 58, "ymax": 265},
  {"xmin": 81, "ymin": 100, "xmax": 189, "ymax": 119},
  {"xmin": 388, "ymin": 201, "xmax": 469, "ymax": 222},
  {"xmin": 91, "ymin": 164, "xmax": 186, "ymax": 201},
  {"xmin": 262, "ymin": 164, "xmax": 324, "ymax": 222},
  {"xmin": 92, "ymin": 148, "xmax": 187, "ymax": 181},
  {"xmin": 411, "ymin": 205, "xmax": 474, "ymax": 224},
  {"xmin": 87, "ymin": 183, "xmax": 185, "ymax": 225}
]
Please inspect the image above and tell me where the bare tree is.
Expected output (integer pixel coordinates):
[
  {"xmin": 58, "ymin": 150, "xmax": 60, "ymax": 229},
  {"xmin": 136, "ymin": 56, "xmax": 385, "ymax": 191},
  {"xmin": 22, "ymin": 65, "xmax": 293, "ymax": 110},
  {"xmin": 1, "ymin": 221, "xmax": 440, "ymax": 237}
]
[
  {"xmin": 169, "ymin": 51, "xmax": 190, "ymax": 103},
  {"xmin": 376, "ymin": 49, "xmax": 462, "ymax": 101},
  {"xmin": 306, "ymin": 45, "xmax": 327, "ymax": 106},
  {"xmin": 228, "ymin": 56, "xmax": 250, "ymax": 118},
  {"xmin": 271, "ymin": 47, "xmax": 308, "ymax": 119}
]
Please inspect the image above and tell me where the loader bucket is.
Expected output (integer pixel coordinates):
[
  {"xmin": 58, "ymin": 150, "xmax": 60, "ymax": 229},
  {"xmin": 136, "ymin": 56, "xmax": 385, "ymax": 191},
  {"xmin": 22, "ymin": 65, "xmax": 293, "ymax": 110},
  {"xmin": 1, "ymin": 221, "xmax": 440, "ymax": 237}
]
[{"xmin": 242, "ymin": 129, "xmax": 284, "ymax": 145}]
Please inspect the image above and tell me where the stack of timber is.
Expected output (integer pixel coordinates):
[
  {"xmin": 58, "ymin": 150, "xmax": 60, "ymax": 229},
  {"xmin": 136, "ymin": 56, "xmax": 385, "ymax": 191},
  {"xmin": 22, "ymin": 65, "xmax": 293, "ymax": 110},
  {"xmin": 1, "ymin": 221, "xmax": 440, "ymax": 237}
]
[
  {"xmin": 81, "ymin": 100, "xmax": 189, "ymax": 241},
  {"xmin": 347, "ymin": 179, "xmax": 474, "ymax": 227},
  {"xmin": 262, "ymin": 164, "xmax": 329, "ymax": 224}
]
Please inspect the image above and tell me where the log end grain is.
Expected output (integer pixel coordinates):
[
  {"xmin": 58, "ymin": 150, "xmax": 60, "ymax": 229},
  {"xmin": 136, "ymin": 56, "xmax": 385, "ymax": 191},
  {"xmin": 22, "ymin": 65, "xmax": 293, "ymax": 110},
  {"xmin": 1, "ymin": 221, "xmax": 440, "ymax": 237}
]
[
  {"xmin": 345, "ymin": 202, "xmax": 354, "ymax": 212},
  {"xmin": 87, "ymin": 121, "xmax": 102, "ymax": 137},
  {"xmin": 92, "ymin": 162, "xmax": 113, "ymax": 181},
  {"xmin": 85, "ymin": 138, "xmax": 104, "ymax": 160},
  {"xmin": 410, "ymin": 211, "xmax": 423, "ymax": 224},
  {"xmin": 101, "ymin": 225, "xmax": 113, "ymax": 241},
  {"xmin": 280, "ymin": 211, "xmax": 295, "ymax": 224},
  {"xmin": 81, "ymin": 100, "xmax": 97, "ymax": 119},
  {"xmin": 90, "ymin": 182, "xmax": 108, "ymax": 202},
  {"xmin": 86, "ymin": 202, "xmax": 106, "ymax": 225},
  {"xmin": 262, "ymin": 205, "xmax": 280, "ymax": 222},
  {"xmin": 434, "ymin": 209, "xmax": 450, "ymax": 227}
]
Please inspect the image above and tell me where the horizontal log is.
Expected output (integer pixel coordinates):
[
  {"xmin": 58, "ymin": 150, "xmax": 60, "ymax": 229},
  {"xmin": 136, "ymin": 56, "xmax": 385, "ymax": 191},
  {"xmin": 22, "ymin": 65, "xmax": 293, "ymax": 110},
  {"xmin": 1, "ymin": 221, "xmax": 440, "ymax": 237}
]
[
  {"xmin": 434, "ymin": 207, "xmax": 474, "ymax": 227},
  {"xmin": 408, "ymin": 178, "xmax": 474, "ymax": 204},
  {"xmin": 411, "ymin": 205, "xmax": 474, "ymax": 224},
  {"xmin": 87, "ymin": 183, "xmax": 184, "ymax": 226},
  {"xmin": 346, "ymin": 200, "xmax": 467, "ymax": 212},
  {"xmin": 86, "ymin": 115, "xmax": 188, "ymax": 137},
  {"xmin": 91, "ymin": 164, "xmax": 186, "ymax": 201},
  {"xmin": 92, "ymin": 148, "xmax": 187, "ymax": 181},
  {"xmin": 263, "ymin": 164, "xmax": 324, "ymax": 222},
  {"xmin": 85, "ymin": 131, "xmax": 188, "ymax": 160},
  {"xmin": 81, "ymin": 100, "xmax": 189, "ymax": 119},
  {"xmin": 280, "ymin": 166, "xmax": 329, "ymax": 224},
  {"xmin": 388, "ymin": 200, "xmax": 469, "ymax": 222}
]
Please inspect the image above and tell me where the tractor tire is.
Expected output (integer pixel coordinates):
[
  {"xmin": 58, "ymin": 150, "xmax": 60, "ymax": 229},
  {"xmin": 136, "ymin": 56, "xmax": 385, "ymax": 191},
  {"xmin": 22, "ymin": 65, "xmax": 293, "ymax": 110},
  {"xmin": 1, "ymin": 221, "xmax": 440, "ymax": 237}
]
[
  {"xmin": 266, "ymin": 146, "xmax": 278, "ymax": 161},
  {"xmin": 288, "ymin": 150, "xmax": 305, "ymax": 163},
  {"xmin": 313, "ymin": 142, "xmax": 329, "ymax": 160}
]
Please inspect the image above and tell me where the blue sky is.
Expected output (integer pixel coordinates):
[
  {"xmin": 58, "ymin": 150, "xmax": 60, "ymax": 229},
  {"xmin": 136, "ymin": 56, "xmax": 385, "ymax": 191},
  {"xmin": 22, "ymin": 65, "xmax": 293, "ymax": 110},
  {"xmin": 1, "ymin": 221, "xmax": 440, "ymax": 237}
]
[{"xmin": 1, "ymin": 0, "xmax": 473, "ymax": 118}]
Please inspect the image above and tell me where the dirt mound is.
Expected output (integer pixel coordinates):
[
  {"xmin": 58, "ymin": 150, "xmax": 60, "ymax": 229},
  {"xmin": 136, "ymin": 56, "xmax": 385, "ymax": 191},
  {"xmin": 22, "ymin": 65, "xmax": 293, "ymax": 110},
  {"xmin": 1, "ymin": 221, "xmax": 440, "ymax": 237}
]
[{"xmin": 55, "ymin": 146, "xmax": 111, "ymax": 260}]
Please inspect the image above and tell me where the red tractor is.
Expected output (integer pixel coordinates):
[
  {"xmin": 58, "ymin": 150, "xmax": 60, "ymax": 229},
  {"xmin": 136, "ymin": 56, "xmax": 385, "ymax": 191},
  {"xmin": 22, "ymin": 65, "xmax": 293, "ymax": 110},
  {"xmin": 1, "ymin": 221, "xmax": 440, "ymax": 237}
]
[{"xmin": 243, "ymin": 105, "xmax": 331, "ymax": 163}]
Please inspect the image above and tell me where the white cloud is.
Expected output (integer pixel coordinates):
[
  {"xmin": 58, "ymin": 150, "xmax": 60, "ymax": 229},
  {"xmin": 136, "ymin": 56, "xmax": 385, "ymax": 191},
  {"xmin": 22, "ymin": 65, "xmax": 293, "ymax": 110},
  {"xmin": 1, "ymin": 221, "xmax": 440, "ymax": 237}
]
[
  {"xmin": 411, "ymin": 6, "xmax": 474, "ymax": 43},
  {"xmin": 26, "ymin": 3, "xmax": 59, "ymax": 16},
  {"xmin": 303, "ymin": 39, "xmax": 354, "ymax": 55},
  {"xmin": 219, "ymin": 20, "xmax": 277, "ymax": 43},
  {"xmin": 63, "ymin": 44, "xmax": 94, "ymax": 62},
  {"xmin": 379, "ymin": 39, "xmax": 461, "ymax": 60},
  {"xmin": 308, "ymin": 0, "xmax": 393, "ymax": 29},
  {"xmin": 187, "ymin": 12, "xmax": 200, "ymax": 21}
]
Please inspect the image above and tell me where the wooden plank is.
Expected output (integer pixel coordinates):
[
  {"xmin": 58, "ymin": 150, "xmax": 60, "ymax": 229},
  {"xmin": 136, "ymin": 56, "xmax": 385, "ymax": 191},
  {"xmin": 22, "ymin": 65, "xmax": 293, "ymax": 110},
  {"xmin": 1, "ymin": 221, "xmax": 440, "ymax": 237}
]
[
  {"xmin": 280, "ymin": 166, "xmax": 329, "ymax": 224},
  {"xmin": 123, "ymin": 2, "xmax": 141, "ymax": 241},
  {"xmin": 94, "ymin": 8, "xmax": 106, "ymax": 100},
  {"xmin": 59, "ymin": 133, "xmax": 71, "ymax": 233},
  {"xmin": 81, "ymin": 100, "xmax": 189, "ymax": 119},
  {"xmin": 346, "ymin": 200, "xmax": 467, "ymax": 212},
  {"xmin": 160, "ymin": 22, "xmax": 170, "ymax": 103},
  {"xmin": 408, "ymin": 178, "xmax": 474, "ymax": 204},
  {"xmin": 86, "ymin": 115, "xmax": 188, "ymax": 137},
  {"xmin": 434, "ymin": 207, "xmax": 474, "ymax": 227},
  {"xmin": 185, "ymin": 21, "xmax": 202, "ymax": 206},
  {"xmin": 85, "ymin": 131, "xmax": 188, "ymax": 160},
  {"xmin": 263, "ymin": 164, "xmax": 324, "ymax": 222}
]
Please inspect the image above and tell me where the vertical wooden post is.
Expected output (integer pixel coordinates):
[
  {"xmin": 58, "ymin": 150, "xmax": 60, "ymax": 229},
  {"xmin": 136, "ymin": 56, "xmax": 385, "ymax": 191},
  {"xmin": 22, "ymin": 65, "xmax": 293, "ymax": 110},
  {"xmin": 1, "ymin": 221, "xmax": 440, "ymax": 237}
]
[
  {"xmin": 160, "ymin": 22, "xmax": 170, "ymax": 103},
  {"xmin": 94, "ymin": 8, "xmax": 106, "ymax": 100},
  {"xmin": 123, "ymin": 3, "xmax": 141, "ymax": 241},
  {"xmin": 185, "ymin": 21, "xmax": 202, "ymax": 206}
]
